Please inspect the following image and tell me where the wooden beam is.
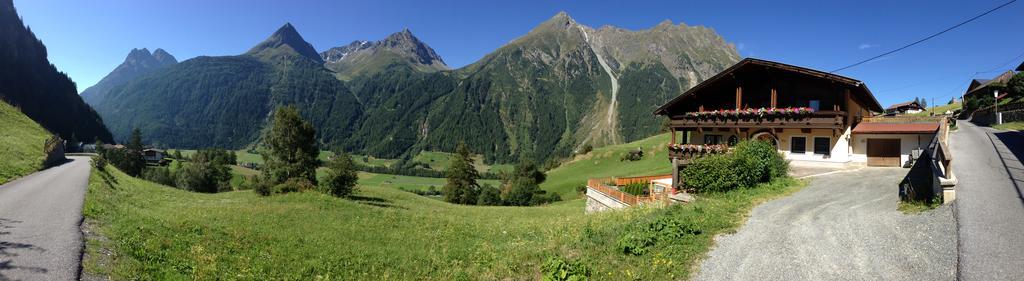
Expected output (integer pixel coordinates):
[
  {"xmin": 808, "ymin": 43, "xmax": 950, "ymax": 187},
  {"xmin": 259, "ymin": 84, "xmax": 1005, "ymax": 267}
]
[
  {"xmin": 735, "ymin": 85, "xmax": 743, "ymax": 110},
  {"xmin": 670, "ymin": 128, "xmax": 676, "ymax": 144},
  {"xmin": 770, "ymin": 87, "xmax": 777, "ymax": 108}
]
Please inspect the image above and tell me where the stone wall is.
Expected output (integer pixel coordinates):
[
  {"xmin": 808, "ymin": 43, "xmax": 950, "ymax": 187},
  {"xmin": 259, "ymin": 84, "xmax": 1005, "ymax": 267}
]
[
  {"xmin": 42, "ymin": 136, "xmax": 65, "ymax": 168},
  {"xmin": 585, "ymin": 188, "xmax": 629, "ymax": 213}
]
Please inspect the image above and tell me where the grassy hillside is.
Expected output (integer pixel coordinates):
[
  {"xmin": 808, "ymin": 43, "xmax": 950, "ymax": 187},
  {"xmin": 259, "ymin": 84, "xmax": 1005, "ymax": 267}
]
[
  {"xmin": 911, "ymin": 102, "xmax": 962, "ymax": 116},
  {"xmin": 541, "ymin": 133, "xmax": 674, "ymax": 199},
  {"xmin": 83, "ymin": 162, "xmax": 802, "ymax": 280},
  {"xmin": 0, "ymin": 101, "xmax": 52, "ymax": 184},
  {"xmin": 413, "ymin": 151, "xmax": 513, "ymax": 174}
]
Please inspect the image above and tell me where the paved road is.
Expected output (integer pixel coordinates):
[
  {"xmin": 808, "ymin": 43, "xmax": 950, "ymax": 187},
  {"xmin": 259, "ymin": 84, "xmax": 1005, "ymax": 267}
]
[
  {"xmin": 950, "ymin": 121, "xmax": 1024, "ymax": 280},
  {"xmin": 696, "ymin": 168, "xmax": 956, "ymax": 281},
  {"xmin": 0, "ymin": 156, "xmax": 91, "ymax": 281}
]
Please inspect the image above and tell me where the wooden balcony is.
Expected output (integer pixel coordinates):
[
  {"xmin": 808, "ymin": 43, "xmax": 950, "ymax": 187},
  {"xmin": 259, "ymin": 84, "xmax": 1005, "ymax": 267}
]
[{"xmin": 669, "ymin": 110, "xmax": 847, "ymax": 130}]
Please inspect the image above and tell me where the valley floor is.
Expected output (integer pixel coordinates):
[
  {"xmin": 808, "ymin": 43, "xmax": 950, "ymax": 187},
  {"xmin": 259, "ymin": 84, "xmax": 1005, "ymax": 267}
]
[{"xmin": 81, "ymin": 164, "xmax": 803, "ymax": 279}]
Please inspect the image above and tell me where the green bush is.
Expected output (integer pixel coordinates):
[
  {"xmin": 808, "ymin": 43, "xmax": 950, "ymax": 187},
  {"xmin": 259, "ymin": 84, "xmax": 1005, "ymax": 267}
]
[
  {"xmin": 681, "ymin": 154, "xmax": 740, "ymax": 193},
  {"xmin": 477, "ymin": 184, "xmax": 503, "ymax": 206},
  {"xmin": 142, "ymin": 167, "xmax": 175, "ymax": 187},
  {"xmin": 252, "ymin": 177, "xmax": 273, "ymax": 196},
  {"xmin": 541, "ymin": 256, "xmax": 591, "ymax": 281},
  {"xmin": 682, "ymin": 140, "xmax": 788, "ymax": 193},
  {"xmin": 617, "ymin": 207, "xmax": 703, "ymax": 256},
  {"xmin": 274, "ymin": 177, "xmax": 316, "ymax": 194},
  {"xmin": 619, "ymin": 183, "xmax": 647, "ymax": 196},
  {"xmin": 175, "ymin": 161, "xmax": 230, "ymax": 193},
  {"xmin": 320, "ymin": 153, "xmax": 358, "ymax": 197},
  {"xmin": 92, "ymin": 156, "xmax": 107, "ymax": 171}
]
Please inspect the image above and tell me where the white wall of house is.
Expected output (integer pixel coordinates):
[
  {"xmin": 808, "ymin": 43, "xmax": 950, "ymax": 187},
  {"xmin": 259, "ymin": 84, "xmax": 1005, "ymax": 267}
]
[
  {"xmin": 851, "ymin": 133, "xmax": 933, "ymax": 165},
  {"xmin": 687, "ymin": 127, "xmax": 855, "ymax": 166}
]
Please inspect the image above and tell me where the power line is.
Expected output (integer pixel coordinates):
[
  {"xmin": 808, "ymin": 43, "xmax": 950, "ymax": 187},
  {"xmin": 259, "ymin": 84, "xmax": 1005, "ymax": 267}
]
[{"xmin": 831, "ymin": 0, "xmax": 1017, "ymax": 73}]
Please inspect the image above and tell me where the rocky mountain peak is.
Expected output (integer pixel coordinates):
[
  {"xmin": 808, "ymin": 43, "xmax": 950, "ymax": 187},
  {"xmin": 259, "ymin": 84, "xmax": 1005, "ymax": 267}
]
[
  {"xmin": 321, "ymin": 29, "xmax": 446, "ymax": 69},
  {"xmin": 151, "ymin": 48, "xmax": 178, "ymax": 65},
  {"xmin": 246, "ymin": 22, "xmax": 324, "ymax": 63}
]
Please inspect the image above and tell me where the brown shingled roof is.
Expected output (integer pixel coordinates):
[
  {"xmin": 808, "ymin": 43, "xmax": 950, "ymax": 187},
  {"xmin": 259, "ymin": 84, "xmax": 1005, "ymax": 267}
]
[{"xmin": 852, "ymin": 123, "xmax": 939, "ymax": 134}]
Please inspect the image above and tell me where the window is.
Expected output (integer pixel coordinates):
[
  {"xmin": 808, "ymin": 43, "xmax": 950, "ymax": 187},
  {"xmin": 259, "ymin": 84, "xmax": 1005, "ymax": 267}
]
[
  {"xmin": 727, "ymin": 135, "xmax": 739, "ymax": 146},
  {"xmin": 704, "ymin": 135, "xmax": 722, "ymax": 145},
  {"xmin": 813, "ymin": 137, "xmax": 831, "ymax": 155},
  {"xmin": 809, "ymin": 100, "xmax": 821, "ymax": 111},
  {"xmin": 790, "ymin": 136, "xmax": 806, "ymax": 154}
]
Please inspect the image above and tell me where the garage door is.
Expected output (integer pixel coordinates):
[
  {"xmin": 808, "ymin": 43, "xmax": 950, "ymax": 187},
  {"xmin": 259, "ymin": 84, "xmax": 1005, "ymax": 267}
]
[{"xmin": 867, "ymin": 139, "xmax": 901, "ymax": 167}]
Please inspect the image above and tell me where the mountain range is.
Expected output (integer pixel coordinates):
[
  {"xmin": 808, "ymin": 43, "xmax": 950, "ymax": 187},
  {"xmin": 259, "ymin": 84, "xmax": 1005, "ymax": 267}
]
[
  {"xmin": 87, "ymin": 12, "xmax": 739, "ymax": 164},
  {"xmin": 81, "ymin": 48, "xmax": 177, "ymax": 105},
  {"xmin": 0, "ymin": 0, "xmax": 112, "ymax": 143}
]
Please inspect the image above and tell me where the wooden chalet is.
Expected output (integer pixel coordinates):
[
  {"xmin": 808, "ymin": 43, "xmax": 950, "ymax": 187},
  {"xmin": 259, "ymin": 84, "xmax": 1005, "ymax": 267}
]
[{"xmin": 885, "ymin": 101, "xmax": 925, "ymax": 115}]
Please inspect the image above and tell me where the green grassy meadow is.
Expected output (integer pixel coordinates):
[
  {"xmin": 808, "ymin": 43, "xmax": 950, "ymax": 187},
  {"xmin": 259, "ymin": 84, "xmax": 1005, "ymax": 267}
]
[
  {"xmin": 541, "ymin": 133, "xmax": 674, "ymax": 199},
  {"xmin": 910, "ymin": 102, "xmax": 961, "ymax": 116},
  {"xmin": 0, "ymin": 101, "xmax": 51, "ymax": 184},
  {"xmin": 83, "ymin": 160, "xmax": 803, "ymax": 280}
]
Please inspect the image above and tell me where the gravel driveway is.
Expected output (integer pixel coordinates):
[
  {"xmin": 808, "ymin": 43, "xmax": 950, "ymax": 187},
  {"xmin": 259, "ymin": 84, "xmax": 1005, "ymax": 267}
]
[{"xmin": 696, "ymin": 168, "xmax": 956, "ymax": 281}]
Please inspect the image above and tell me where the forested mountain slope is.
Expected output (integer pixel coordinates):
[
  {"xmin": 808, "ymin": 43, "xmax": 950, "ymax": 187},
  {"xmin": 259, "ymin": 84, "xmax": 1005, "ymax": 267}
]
[
  {"xmin": 81, "ymin": 48, "xmax": 178, "ymax": 105},
  {"xmin": 94, "ymin": 12, "xmax": 738, "ymax": 164},
  {"xmin": 0, "ymin": 0, "xmax": 112, "ymax": 142}
]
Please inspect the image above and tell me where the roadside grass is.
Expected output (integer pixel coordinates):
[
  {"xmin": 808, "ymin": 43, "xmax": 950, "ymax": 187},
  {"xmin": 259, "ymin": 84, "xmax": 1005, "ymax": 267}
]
[
  {"xmin": 993, "ymin": 121, "xmax": 1024, "ymax": 131},
  {"xmin": 910, "ymin": 102, "xmax": 961, "ymax": 116},
  {"xmin": 82, "ymin": 162, "xmax": 804, "ymax": 280},
  {"xmin": 0, "ymin": 101, "xmax": 51, "ymax": 184},
  {"xmin": 541, "ymin": 133, "xmax": 673, "ymax": 199},
  {"xmin": 898, "ymin": 197, "xmax": 943, "ymax": 214}
]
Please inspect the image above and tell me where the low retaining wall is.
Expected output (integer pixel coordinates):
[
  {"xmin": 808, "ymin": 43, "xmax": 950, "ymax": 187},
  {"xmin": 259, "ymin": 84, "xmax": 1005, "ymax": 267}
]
[
  {"xmin": 585, "ymin": 188, "xmax": 630, "ymax": 213},
  {"xmin": 42, "ymin": 136, "xmax": 66, "ymax": 168}
]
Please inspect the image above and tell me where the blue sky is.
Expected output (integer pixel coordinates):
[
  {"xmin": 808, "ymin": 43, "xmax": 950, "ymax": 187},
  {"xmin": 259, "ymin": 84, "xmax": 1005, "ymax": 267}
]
[{"xmin": 13, "ymin": 0, "xmax": 1024, "ymax": 107}]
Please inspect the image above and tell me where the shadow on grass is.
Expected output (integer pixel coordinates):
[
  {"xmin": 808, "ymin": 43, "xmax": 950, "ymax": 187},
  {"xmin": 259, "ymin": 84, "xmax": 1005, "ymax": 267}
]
[{"xmin": 348, "ymin": 195, "xmax": 406, "ymax": 209}]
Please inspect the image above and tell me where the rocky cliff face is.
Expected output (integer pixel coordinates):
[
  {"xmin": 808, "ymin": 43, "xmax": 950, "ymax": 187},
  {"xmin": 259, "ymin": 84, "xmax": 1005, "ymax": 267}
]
[{"xmin": 321, "ymin": 29, "xmax": 448, "ymax": 81}]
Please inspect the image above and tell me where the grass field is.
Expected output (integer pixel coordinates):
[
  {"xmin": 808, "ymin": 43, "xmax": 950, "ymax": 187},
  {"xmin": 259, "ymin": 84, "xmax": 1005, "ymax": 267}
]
[
  {"xmin": 541, "ymin": 133, "xmax": 674, "ymax": 199},
  {"xmin": 412, "ymin": 151, "xmax": 514, "ymax": 174},
  {"xmin": 83, "ymin": 160, "xmax": 803, "ymax": 280},
  {"xmin": 359, "ymin": 172, "xmax": 502, "ymax": 192},
  {"xmin": 0, "ymin": 101, "xmax": 51, "ymax": 184},
  {"xmin": 910, "ymin": 102, "xmax": 961, "ymax": 116}
]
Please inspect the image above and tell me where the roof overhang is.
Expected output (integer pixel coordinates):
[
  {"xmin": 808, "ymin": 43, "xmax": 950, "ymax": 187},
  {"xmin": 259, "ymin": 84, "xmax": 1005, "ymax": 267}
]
[{"xmin": 654, "ymin": 58, "xmax": 884, "ymax": 116}]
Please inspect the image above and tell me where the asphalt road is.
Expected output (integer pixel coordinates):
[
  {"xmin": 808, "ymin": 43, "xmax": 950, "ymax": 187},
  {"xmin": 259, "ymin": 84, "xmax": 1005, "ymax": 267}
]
[
  {"xmin": 0, "ymin": 156, "xmax": 91, "ymax": 281},
  {"xmin": 696, "ymin": 168, "xmax": 956, "ymax": 281},
  {"xmin": 950, "ymin": 121, "xmax": 1024, "ymax": 280}
]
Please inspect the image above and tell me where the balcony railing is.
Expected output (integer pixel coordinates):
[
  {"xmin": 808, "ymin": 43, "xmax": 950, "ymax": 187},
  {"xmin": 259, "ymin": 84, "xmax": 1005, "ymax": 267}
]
[
  {"xmin": 666, "ymin": 144, "xmax": 729, "ymax": 164},
  {"xmin": 669, "ymin": 110, "xmax": 846, "ymax": 129}
]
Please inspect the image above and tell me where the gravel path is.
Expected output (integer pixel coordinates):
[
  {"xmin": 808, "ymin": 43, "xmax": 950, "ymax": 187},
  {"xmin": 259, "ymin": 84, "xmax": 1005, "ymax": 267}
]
[
  {"xmin": 696, "ymin": 168, "xmax": 956, "ymax": 281},
  {"xmin": 950, "ymin": 121, "xmax": 1024, "ymax": 280},
  {"xmin": 0, "ymin": 156, "xmax": 91, "ymax": 281}
]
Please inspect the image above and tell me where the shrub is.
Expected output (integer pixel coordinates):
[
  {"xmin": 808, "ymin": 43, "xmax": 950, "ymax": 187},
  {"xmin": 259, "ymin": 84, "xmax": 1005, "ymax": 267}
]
[
  {"xmin": 320, "ymin": 153, "xmax": 358, "ymax": 197},
  {"xmin": 575, "ymin": 185, "xmax": 587, "ymax": 194},
  {"xmin": 682, "ymin": 140, "xmax": 788, "ymax": 193},
  {"xmin": 274, "ymin": 177, "xmax": 316, "ymax": 194},
  {"xmin": 175, "ymin": 161, "xmax": 230, "ymax": 193},
  {"xmin": 142, "ymin": 167, "xmax": 175, "ymax": 187},
  {"xmin": 620, "ymin": 150, "xmax": 643, "ymax": 161},
  {"xmin": 580, "ymin": 144, "xmax": 593, "ymax": 155},
  {"xmin": 253, "ymin": 177, "xmax": 273, "ymax": 196},
  {"xmin": 619, "ymin": 183, "xmax": 647, "ymax": 196},
  {"xmin": 477, "ymin": 184, "xmax": 503, "ymax": 206},
  {"xmin": 681, "ymin": 154, "xmax": 740, "ymax": 193},
  {"xmin": 617, "ymin": 207, "xmax": 703, "ymax": 256},
  {"xmin": 92, "ymin": 156, "xmax": 107, "ymax": 171},
  {"xmin": 541, "ymin": 256, "xmax": 591, "ymax": 281}
]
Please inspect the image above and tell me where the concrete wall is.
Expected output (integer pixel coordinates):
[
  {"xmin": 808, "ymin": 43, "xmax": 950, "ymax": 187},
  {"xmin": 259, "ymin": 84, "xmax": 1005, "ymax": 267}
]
[
  {"xmin": 851, "ymin": 133, "xmax": 933, "ymax": 165},
  {"xmin": 585, "ymin": 188, "xmax": 629, "ymax": 213}
]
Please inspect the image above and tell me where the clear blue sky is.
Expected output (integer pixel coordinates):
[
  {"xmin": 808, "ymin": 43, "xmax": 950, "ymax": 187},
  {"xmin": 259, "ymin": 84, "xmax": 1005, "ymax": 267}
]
[{"xmin": 14, "ymin": 0, "xmax": 1024, "ymax": 107}]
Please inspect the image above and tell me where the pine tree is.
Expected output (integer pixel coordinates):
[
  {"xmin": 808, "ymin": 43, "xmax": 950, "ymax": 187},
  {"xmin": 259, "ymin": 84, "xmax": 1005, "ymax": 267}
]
[
  {"xmin": 443, "ymin": 142, "xmax": 480, "ymax": 204},
  {"xmin": 262, "ymin": 105, "xmax": 319, "ymax": 186}
]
